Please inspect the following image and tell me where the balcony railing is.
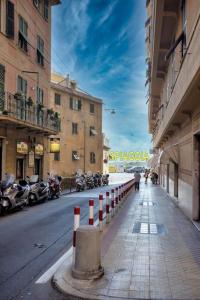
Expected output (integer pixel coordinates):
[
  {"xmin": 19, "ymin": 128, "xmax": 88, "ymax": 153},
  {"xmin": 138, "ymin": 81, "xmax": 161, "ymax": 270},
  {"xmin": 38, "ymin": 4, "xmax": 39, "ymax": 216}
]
[{"xmin": 0, "ymin": 92, "xmax": 60, "ymax": 133}]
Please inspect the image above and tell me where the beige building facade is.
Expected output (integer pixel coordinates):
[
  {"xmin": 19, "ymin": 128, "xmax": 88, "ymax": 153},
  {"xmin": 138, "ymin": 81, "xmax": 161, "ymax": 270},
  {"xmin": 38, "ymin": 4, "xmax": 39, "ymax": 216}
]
[
  {"xmin": 146, "ymin": 0, "xmax": 200, "ymax": 221},
  {"xmin": 49, "ymin": 73, "xmax": 103, "ymax": 177},
  {"xmin": 0, "ymin": 0, "xmax": 60, "ymax": 180}
]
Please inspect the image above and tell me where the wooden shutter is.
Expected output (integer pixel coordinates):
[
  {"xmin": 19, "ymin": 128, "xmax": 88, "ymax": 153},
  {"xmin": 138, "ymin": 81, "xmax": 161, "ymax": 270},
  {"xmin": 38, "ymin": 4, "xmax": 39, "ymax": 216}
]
[
  {"xmin": 6, "ymin": 0, "xmax": 14, "ymax": 39},
  {"xmin": 70, "ymin": 97, "xmax": 73, "ymax": 109},
  {"xmin": 0, "ymin": 65, "xmax": 5, "ymax": 111},
  {"xmin": 78, "ymin": 100, "xmax": 82, "ymax": 110}
]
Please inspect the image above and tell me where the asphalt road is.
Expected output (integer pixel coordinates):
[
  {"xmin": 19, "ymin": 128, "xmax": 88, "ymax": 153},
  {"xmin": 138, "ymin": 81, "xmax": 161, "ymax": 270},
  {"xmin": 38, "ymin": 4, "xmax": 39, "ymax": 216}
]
[{"xmin": 0, "ymin": 173, "xmax": 134, "ymax": 300}]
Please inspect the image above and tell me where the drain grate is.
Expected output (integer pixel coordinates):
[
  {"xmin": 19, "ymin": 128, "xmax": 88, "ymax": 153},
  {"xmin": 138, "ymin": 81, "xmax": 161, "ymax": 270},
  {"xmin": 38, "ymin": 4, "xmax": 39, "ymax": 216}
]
[
  {"xmin": 139, "ymin": 201, "xmax": 156, "ymax": 206},
  {"xmin": 133, "ymin": 222, "xmax": 165, "ymax": 235}
]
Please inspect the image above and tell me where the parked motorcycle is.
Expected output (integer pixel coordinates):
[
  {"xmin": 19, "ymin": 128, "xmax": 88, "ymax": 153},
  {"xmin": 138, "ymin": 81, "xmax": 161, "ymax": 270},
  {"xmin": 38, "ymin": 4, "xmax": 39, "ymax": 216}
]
[
  {"xmin": 102, "ymin": 174, "xmax": 109, "ymax": 186},
  {"xmin": 27, "ymin": 175, "xmax": 49, "ymax": 205},
  {"xmin": 75, "ymin": 174, "xmax": 86, "ymax": 192},
  {"xmin": 85, "ymin": 174, "xmax": 94, "ymax": 189},
  {"xmin": 48, "ymin": 174, "xmax": 62, "ymax": 199},
  {"xmin": 93, "ymin": 173, "xmax": 102, "ymax": 187},
  {"xmin": 0, "ymin": 174, "xmax": 30, "ymax": 214}
]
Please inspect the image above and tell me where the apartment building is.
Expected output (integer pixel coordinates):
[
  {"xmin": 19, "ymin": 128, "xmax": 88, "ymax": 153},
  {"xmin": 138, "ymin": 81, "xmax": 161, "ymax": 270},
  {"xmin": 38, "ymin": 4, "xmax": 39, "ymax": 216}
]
[
  {"xmin": 0, "ymin": 0, "xmax": 60, "ymax": 180},
  {"xmin": 49, "ymin": 72, "xmax": 103, "ymax": 176},
  {"xmin": 146, "ymin": 0, "xmax": 200, "ymax": 221}
]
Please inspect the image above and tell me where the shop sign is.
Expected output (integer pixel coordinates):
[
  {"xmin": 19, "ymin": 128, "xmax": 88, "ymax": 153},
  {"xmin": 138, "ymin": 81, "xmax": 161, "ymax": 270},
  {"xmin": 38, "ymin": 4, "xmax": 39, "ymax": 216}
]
[
  {"xmin": 28, "ymin": 151, "xmax": 34, "ymax": 168},
  {"xmin": 50, "ymin": 139, "xmax": 60, "ymax": 153},
  {"xmin": 35, "ymin": 144, "xmax": 44, "ymax": 155},
  {"xmin": 17, "ymin": 141, "xmax": 28, "ymax": 154}
]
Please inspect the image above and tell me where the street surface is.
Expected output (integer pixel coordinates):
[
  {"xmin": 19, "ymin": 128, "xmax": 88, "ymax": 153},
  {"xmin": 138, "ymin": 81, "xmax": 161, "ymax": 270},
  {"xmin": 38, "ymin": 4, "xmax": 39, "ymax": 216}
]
[{"xmin": 0, "ymin": 173, "xmax": 134, "ymax": 300}]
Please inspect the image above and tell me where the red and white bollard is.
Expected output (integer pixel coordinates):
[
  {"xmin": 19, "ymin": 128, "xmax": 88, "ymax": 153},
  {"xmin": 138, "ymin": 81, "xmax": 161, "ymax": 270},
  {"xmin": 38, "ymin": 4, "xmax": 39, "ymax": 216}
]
[
  {"xmin": 73, "ymin": 206, "xmax": 80, "ymax": 264},
  {"xmin": 111, "ymin": 188, "xmax": 115, "ymax": 217},
  {"xmin": 99, "ymin": 194, "xmax": 103, "ymax": 231},
  {"xmin": 106, "ymin": 191, "xmax": 110, "ymax": 224},
  {"xmin": 89, "ymin": 199, "xmax": 94, "ymax": 225},
  {"xmin": 119, "ymin": 186, "xmax": 121, "ymax": 206},
  {"xmin": 115, "ymin": 187, "xmax": 119, "ymax": 212}
]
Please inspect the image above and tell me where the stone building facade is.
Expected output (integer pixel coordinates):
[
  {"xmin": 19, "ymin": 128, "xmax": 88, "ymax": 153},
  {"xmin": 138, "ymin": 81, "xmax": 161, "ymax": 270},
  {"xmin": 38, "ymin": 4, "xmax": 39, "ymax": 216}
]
[
  {"xmin": 0, "ymin": 0, "xmax": 60, "ymax": 180},
  {"xmin": 49, "ymin": 72, "xmax": 103, "ymax": 177},
  {"xmin": 146, "ymin": 0, "xmax": 200, "ymax": 221}
]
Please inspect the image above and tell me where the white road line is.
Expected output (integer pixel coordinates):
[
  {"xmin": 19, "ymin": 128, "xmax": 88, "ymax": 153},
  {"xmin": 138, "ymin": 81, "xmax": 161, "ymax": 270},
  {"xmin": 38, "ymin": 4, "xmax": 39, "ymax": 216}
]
[{"xmin": 35, "ymin": 213, "xmax": 106, "ymax": 284}]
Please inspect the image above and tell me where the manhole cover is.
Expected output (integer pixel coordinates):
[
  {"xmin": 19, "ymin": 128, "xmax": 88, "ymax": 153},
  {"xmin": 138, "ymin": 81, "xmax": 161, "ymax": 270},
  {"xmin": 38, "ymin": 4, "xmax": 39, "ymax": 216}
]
[{"xmin": 133, "ymin": 222, "xmax": 165, "ymax": 235}]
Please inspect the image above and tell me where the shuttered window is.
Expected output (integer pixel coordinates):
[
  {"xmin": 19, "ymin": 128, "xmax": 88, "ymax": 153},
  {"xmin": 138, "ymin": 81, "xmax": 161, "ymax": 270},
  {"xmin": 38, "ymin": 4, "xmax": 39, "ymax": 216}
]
[
  {"xmin": 44, "ymin": 0, "xmax": 49, "ymax": 20},
  {"xmin": 90, "ymin": 152, "xmax": 96, "ymax": 164},
  {"xmin": 69, "ymin": 97, "xmax": 82, "ymax": 111},
  {"xmin": 72, "ymin": 123, "xmax": 78, "ymax": 135},
  {"xmin": 18, "ymin": 16, "xmax": 28, "ymax": 52},
  {"xmin": 6, "ymin": 0, "xmax": 14, "ymax": 39},
  {"xmin": 37, "ymin": 35, "xmax": 44, "ymax": 66},
  {"xmin": 55, "ymin": 93, "xmax": 61, "ymax": 105},
  {"xmin": 0, "ymin": 64, "xmax": 5, "ymax": 111}
]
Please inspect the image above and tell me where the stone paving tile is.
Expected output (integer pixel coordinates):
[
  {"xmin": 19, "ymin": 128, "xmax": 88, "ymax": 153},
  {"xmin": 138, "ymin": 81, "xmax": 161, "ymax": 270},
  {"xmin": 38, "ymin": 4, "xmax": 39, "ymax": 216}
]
[{"xmin": 100, "ymin": 183, "xmax": 200, "ymax": 299}]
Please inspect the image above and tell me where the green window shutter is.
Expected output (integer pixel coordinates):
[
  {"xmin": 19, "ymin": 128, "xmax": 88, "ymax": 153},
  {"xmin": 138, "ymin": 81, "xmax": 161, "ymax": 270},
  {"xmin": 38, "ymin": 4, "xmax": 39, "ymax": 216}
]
[
  {"xmin": 6, "ymin": 0, "xmax": 14, "ymax": 39},
  {"xmin": 78, "ymin": 100, "xmax": 82, "ymax": 110},
  {"xmin": 70, "ymin": 97, "xmax": 73, "ymax": 109}
]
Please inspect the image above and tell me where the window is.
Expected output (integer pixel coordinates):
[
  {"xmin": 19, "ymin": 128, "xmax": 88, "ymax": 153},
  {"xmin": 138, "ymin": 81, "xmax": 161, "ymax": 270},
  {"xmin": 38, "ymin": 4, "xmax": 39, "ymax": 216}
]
[
  {"xmin": 16, "ymin": 158, "xmax": 24, "ymax": 179},
  {"xmin": 181, "ymin": 0, "xmax": 186, "ymax": 57},
  {"xmin": 72, "ymin": 151, "xmax": 79, "ymax": 161},
  {"xmin": 18, "ymin": 16, "xmax": 28, "ymax": 52},
  {"xmin": 37, "ymin": 35, "xmax": 44, "ymax": 66},
  {"xmin": 90, "ymin": 126, "xmax": 97, "ymax": 136},
  {"xmin": 90, "ymin": 152, "xmax": 96, "ymax": 164},
  {"xmin": 0, "ymin": 64, "xmax": 5, "ymax": 112},
  {"xmin": 70, "ymin": 97, "xmax": 82, "ymax": 111},
  {"xmin": 6, "ymin": 0, "xmax": 14, "ymax": 39},
  {"xmin": 90, "ymin": 103, "xmax": 95, "ymax": 114},
  {"xmin": 44, "ymin": 0, "xmax": 49, "ymax": 20},
  {"xmin": 72, "ymin": 122, "xmax": 78, "ymax": 135},
  {"xmin": 36, "ymin": 87, "xmax": 44, "ymax": 126},
  {"xmin": 54, "ymin": 152, "xmax": 60, "ymax": 161},
  {"xmin": 55, "ymin": 93, "xmax": 61, "ymax": 105},
  {"xmin": 33, "ymin": 0, "xmax": 40, "ymax": 8}
]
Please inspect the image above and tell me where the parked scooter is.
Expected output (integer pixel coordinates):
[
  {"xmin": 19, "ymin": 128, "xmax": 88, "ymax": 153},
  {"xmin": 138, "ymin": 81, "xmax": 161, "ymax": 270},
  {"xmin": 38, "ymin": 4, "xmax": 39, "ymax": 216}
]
[
  {"xmin": 0, "ymin": 174, "xmax": 30, "ymax": 214},
  {"xmin": 27, "ymin": 175, "xmax": 49, "ymax": 205},
  {"xmin": 85, "ymin": 174, "xmax": 94, "ymax": 189},
  {"xmin": 48, "ymin": 173, "xmax": 62, "ymax": 199},
  {"xmin": 75, "ymin": 174, "xmax": 86, "ymax": 192},
  {"xmin": 102, "ymin": 174, "xmax": 109, "ymax": 186}
]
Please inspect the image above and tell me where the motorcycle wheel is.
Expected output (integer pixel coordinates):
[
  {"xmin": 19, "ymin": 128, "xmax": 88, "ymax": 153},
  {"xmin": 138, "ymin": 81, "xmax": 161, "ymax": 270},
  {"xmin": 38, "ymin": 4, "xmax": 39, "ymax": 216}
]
[
  {"xmin": 28, "ymin": 194, "xmax": 36, "ymax": 206},
  {"xmin": 0, "ymin": 205, "xmax": 6, "ymax": 216}
]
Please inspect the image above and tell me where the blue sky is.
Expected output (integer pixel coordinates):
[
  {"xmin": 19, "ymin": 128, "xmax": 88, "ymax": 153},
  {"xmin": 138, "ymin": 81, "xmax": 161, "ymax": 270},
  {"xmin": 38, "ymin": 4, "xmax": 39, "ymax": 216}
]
[{"xmin": 51, "ymin": 0, "xmax": 151, "ymax": 152}]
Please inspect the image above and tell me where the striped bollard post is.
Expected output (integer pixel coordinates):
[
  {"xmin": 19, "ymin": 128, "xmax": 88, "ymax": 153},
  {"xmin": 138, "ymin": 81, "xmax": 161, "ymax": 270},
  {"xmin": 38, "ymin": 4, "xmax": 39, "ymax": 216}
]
[
  {"xmin": 119, "ymin": 186, "xmax": 121, "ymax": 207},
  {"xmin": 73, "ymin": 207, "xmax": 80, "ymax": 264},
  {"xmin": 89, "ymin": 199, "xmax": 94, "ymax": 225},
  {"xmin": 106, "ymin": 191, "xmax": 110, "ymax": 224},
  {"xmin": 115, "ymin": 187, "xmax": 119, "ymax": 213},
  {"xmin": 111, "ymin": 188, "xmax": 115, "ymax": 217},
  {"xmin": 99, "ymin": 194, "xmax": 103, "ymax": 231}
]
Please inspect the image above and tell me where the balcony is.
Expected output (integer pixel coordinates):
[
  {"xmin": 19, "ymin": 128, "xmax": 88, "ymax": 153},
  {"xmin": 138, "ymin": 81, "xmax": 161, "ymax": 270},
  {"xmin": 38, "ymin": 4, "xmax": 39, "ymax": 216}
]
[{"xmin": 0, "ymin": 92, "xmax": 60, "ymax": 134}]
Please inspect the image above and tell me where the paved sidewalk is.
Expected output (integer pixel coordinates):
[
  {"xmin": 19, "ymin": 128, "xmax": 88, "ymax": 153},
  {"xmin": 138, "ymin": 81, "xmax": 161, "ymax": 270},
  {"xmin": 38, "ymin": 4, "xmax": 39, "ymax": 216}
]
[{"xmin": 53, "ymin": 182, "xmax": 200, "ymax": 300}]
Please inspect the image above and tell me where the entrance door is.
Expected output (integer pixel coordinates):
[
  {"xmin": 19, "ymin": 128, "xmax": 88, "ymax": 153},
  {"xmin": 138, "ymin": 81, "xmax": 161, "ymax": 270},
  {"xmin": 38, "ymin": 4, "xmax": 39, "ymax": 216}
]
[
  {"xmin": 35, "ymin": 158, "xmax": 42, "ymax": 179},
  {"xmin": 16, "ymin": 158, "xmax": 25, "ymax": 179},
  {"xmin": 174, "ymin": 163, "xmax": 179, "ymax": 197},
  {"xmin": 0, "ymin": 139, "xmax": 2, "ymax": 180}
]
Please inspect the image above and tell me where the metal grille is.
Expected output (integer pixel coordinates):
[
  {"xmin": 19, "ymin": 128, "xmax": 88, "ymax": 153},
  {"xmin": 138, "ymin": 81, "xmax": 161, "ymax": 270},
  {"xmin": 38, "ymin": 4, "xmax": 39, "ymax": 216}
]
[{"xmin": 133, "ymin": 222, "xmax": 165, "ymax": 235}]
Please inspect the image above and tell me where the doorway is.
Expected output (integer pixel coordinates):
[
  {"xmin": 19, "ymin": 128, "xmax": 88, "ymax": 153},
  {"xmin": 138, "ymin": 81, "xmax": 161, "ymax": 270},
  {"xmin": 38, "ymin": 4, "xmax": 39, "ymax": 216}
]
[
  {"xmin": 16, "ymin": 158, "xmax": 25, "ymax": 179},
  {"xmin": 174, "ymin": 162, "xmax": 179, "ymax": 197},
  {"xmin": 35, "ymin": 158, "xmax": 43, "ymax": 179},
  {"xmin": 166, "ymin": 164, "xmax": 169, "ymax": 193}
]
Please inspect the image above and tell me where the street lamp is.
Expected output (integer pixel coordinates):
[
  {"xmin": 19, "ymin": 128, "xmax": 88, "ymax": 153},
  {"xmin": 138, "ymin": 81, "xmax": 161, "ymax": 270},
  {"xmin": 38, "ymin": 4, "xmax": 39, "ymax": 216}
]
[{"xmin": 104, "ymin": 108, "xmax": 116, "ymax": 114}]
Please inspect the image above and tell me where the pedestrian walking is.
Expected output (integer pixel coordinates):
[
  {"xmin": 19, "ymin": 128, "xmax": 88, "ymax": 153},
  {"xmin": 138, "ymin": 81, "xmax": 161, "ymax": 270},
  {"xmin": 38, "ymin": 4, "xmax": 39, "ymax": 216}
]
[
  {"xmin": 134, "ymin": 171, "xmax": 141, "ymax": 191},
  {"xmin": 144, "ymin": 170, "xmax": 148, "ymax": 184}
]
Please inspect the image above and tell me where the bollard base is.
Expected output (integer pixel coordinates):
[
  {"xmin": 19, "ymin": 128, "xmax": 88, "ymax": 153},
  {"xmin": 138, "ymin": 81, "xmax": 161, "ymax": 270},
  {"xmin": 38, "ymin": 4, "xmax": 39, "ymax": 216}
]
[{"xmin": 72, "ymin": 265, "xmax": 104, "ymax": 280}]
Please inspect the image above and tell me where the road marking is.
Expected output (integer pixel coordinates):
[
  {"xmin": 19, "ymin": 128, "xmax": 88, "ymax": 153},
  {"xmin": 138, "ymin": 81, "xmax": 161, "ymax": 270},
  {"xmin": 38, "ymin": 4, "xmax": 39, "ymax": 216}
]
[{"xmin": 35, "ymin": 213, "xmax": 106, "ymax": 284}]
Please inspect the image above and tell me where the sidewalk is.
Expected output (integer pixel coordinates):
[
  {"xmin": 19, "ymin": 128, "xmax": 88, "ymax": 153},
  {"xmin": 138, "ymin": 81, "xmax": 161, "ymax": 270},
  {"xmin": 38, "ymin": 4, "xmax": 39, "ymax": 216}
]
[{"xmin": 53, "ymin": 182, "xmax": 200, "ymax": 300}]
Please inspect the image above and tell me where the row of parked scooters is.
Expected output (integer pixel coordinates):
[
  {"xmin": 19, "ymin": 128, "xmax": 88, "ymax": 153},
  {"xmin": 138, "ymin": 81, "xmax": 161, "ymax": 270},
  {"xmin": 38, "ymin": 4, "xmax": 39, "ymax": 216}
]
[
  {"xmin": 76, "ymin": 173, "xmax": 109, "ymax": 192},
  {"xmin": 0, "ymin": 173, "xmax": 62, "ymax": 215}
]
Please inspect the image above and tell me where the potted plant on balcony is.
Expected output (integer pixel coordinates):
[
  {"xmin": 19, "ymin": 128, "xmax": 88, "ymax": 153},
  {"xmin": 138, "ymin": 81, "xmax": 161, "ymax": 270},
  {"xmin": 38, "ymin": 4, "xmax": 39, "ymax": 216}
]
[
  {"xmin": 26, "ymin": 97, "xmax": 33, "ymax": 107},
  {"xmin": 47, "ymin": 108, "xmax": 54, "ymax": 119},
  {"xmin": 14, "ymin": 92, "xmax": 23, "ymax": 101},
  {"xmin": 37, "ymin": 103, "xmax": 44, "ymax": 111}
]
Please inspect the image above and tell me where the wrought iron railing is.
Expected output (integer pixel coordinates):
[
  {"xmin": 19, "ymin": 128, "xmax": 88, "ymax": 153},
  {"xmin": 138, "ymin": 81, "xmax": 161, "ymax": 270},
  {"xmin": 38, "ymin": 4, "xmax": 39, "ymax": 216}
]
[{"xmin": 0, "ymin": 92, "xmax": 60, "ymax": 132}]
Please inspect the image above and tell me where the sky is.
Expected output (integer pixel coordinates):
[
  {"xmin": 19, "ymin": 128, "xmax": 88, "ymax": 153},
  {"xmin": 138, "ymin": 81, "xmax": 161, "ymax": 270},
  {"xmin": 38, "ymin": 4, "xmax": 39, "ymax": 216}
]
[{"xmin": 51, "ymin": 0, "xmax": 151, "ymax": 152}]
